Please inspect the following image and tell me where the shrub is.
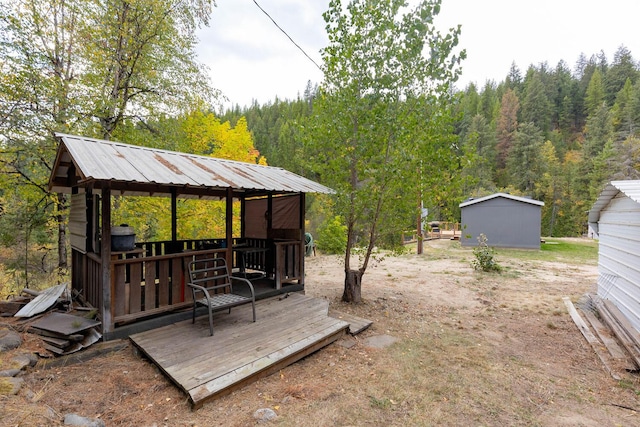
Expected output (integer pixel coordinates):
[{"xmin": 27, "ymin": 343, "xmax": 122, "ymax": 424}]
[
  {"xmin": 472, "ymin": 233, "xmax": 501, "ymax": 272},
  {"xmin": 316, "ymin": 215, "xmax": 347, "ymax": 254}
]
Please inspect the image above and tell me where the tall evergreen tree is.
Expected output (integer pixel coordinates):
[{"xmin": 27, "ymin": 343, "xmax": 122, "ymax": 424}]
[
  {"xmin": 507, "ymin": 122, "xmax": 543, "ymax": 194},
  {"xmin": 605, "ymin": 45, "xmax": 638, "ymax": 105},
  {"xmin": 504, "ymin": 61, "xmax": 523, "ymax": 94},
  {"xmin": 611, "ymin": 78, "xmax": 636, "ymax": 140},
  {"xmin": 495, "ymin": 88, "xmax": 519, "ymax": 175},
  {"xmin": 584, "ymin": 68, "xmax": 606, "ymax": 117},
  {"xmin": 538, "ymin": 140, "xmax": 562, "ymax": 236},
  {"xmin": 460, "ymin": 114, "xmax": 496, "ymax": 193},
  {"xmin": 521, "ymin": 68, "xmax": 552, "ymax": 135}
]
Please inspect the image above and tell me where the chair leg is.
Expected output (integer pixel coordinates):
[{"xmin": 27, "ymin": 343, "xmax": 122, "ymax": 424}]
[
  {"xmin": 192, "ymin": 303, "xmax": 196, "ymax": 324},
  {"xmin": 208, "ymin": 306, "xmax": 214, "ymax": 336},
  {"xmin": 251, "ymin": 302, "xmax": 256, "ymax": 322}
]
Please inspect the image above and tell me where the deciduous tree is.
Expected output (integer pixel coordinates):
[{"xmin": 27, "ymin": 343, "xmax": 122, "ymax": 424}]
[
  {"xmin": 305, "ymin": 0, "xmax": 463, "ymax": 302},
  {"xmin": 0, "ymin": 0, "xmax": 217, "ymax": 280}
]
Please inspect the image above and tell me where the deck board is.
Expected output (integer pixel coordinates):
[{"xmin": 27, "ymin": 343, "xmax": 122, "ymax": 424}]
[
  {"xmin": 329, "ymin": 309, "xmax": 373, "ymax": 335},
  {"xmin": 130, "ymin": 293, "xmax": 349, "ymax": 408}
]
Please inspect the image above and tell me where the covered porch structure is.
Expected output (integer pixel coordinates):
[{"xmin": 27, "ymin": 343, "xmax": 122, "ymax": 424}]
[{"xmin": 49, "ymin": 133, "xmax": 333, "ymax": 340}]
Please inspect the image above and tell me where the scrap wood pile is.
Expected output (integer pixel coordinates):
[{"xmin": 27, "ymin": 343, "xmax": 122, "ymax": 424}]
[
  {"xmin": 565, "ymin": 294, "xmax": 640, "ymax": 380},
  {"xmin": 0, "ymin": 283, "xmax": 101, "ymax": 357}
]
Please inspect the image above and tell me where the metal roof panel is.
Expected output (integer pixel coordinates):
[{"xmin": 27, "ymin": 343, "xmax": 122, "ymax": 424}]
[
  {"xmin": 50, "ymin": 134, "xmax": 334, "ymax": 196},
  {"xmin": 588, "ymin": 180, "xmax": 640, "ymax": 225},
  {"xmin": 459, "ymin": 192, "xmax": 544, "ymax": 208}
]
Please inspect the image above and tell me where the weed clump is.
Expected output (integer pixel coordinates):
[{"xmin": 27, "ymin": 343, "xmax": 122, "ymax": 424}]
[{"xmin": 472, "ymin": 234, "xmax": 501, "ymax": 272}]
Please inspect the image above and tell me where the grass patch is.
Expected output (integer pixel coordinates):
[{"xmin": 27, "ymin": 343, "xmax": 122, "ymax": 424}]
[{"xmin": 494, "ymin": 238, "xmax": 598, "ymax": 265}]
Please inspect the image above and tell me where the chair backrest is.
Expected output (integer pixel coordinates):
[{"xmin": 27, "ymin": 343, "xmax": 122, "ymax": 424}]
[{"xmin": 188, "ymin": 257, "xmax": 232, "ymax": 291}]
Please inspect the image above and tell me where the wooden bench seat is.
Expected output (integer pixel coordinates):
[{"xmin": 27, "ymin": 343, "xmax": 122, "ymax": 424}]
[{"xmin": 187, "ymin": 257, "xmax": 256, "ymax": 336}]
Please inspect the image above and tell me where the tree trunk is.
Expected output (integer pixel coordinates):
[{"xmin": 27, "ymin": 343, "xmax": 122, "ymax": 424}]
[{"xmin": 342, "ymin": 269, "xmax": 362, "ymax": 303}]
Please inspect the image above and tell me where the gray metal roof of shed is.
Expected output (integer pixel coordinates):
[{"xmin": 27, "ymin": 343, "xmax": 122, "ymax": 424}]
[
  {"xmin": 49, "ymin": 133, "xmax": 334, "ymax": 199},
  {"xmin": 588, "ymin": 180, "xmax": 640, "ymax": 225},
  {"xmin": 459, "ymin": 192, "xmax": 544, "ymax": 208}
]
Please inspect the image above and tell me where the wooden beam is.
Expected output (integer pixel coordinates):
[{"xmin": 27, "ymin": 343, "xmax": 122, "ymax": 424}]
[
  {"xmin": 101, "ymin": 186, "xmax": 113, "ymax": 335},
  {"xmin": 563, "ymin": 297, "xmax": 621, "ymax": 380},
  {"xmin": 171, "ymin": 188, "xmax": 177, "ymax": 244},
  {"xmin": 299, "ymin": 193, "xmax": 305, "ymax": 286},
  {"xmin": 225, "ymin": 187, "xmax": 233, "ymax": 267}
]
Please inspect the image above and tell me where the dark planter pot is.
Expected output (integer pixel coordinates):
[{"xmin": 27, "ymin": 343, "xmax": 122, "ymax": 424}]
[{"xmin": 111, "ymin": 225, "xmax": 136, "ymax": 252}]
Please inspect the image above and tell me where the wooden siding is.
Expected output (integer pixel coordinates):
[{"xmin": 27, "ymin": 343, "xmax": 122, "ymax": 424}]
[
  {"xmin": 69, "ymin": 193, "xmax": 87, "ymax": 252},
  {"xmin": 130, "ymin": 293, "xmax": 349, "ymax": 409},
  {"xmin": 597, "ymin": 193, "xmax": 640, "ymax": 332}
]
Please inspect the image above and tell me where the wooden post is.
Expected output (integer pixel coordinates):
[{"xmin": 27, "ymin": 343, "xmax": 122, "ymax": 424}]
[
  {"xmin": 240, "ymin": 196, "xmax": 246, "ymax": 240},
  {"xmin": 225, "ymin": 187, "xmax": 233, "ymax": 268},
  {"xmin": 299, "ymin": 193, "xmax": 305, "ymax": 286},
  {"xmin": 267, "ymin": 194, "xmax": 274, "ymax": 279},
  {"xmin": 171, "ymin": 188, "xmax": 177, "ymax": 248},
  {"xmin": 101, "ymin": 186, "xmax": 113, "ymax": 335}
]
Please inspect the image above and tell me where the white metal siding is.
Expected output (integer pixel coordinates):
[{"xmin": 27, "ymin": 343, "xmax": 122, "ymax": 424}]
[{"xmin": 597, "ymin": 193, "xmax": 640, "ymax": 331}]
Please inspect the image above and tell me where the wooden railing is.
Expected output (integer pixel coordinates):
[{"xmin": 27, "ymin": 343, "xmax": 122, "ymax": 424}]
[
  {"xmin": 274, "ymin": 240, "xmax": 304, "ymax": 289},
  {"xmin": 72, "ymin": 250, "xmax": 103, "ymax": 310},
  {"xmin": 111, "ymin": 249, "xmax": 224, "ymax": 325},
  {"xmin": 72, "ymin": 237, "xmax": 304, "ymax": 330}
]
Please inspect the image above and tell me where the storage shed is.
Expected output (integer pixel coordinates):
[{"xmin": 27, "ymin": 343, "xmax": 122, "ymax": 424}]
[
  {"xmin": 459, "ymin": 193, "xmax": 544, "ymax": 249},
  {"xmin": 588, "ymin": 180, "xmax": 640, "ymax": 332}
]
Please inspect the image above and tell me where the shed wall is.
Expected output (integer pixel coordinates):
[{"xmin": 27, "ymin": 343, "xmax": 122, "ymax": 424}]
[
  {"xmin": 597, "ymin": 193, "xmax": 640, "ymax": 332},
  {"xmin": 69, "ymin": 193, "xmax": 87, "ymax": 253},
  {"xmin": 460, "ymin": 197, "xmax": 541, "ymax": 249}
]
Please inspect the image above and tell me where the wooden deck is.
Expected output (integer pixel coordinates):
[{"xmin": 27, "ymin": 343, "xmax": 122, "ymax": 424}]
[{"xmin": 129, "ymin": 293, "xmax": 349, "ymax": 409}]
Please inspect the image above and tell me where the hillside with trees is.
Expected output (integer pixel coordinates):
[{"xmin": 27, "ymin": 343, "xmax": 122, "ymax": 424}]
[{"xmin": 225, "ymin": 45, "xmax": 640, "ymax": 240}]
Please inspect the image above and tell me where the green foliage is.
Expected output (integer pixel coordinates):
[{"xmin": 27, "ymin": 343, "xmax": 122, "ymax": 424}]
[
  {"xmin": 316, "ymin": 216, "xmax": 347, "ymax": 255},
  {"xmin": 507, "ymin": 122, "xmax": 543, "ymax": 193},
  {"xmin": 471, "ymin": 234, "xmax": 501, "ymax": 272},
  {"xmin": 0, "ymin": 0, "xmax": 217, "ymax": 277},
  {"xmin": 304, "ymin": 0, "xmax": 463, "ymax": 286}
]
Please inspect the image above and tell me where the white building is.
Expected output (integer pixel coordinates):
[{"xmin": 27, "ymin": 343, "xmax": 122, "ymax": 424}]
[{"xmin": 588, "ymin": 180, "xmax": 640, "ymax": 332}]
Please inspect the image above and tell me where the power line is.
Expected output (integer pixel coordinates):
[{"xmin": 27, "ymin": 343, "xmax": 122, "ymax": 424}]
[{"xmin": 252, "ymin": 0, "xmax": 322, "ymax": 72}]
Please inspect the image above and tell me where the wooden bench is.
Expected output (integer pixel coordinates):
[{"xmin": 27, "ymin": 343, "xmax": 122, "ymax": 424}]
[{"xmin": 187, "ymin": 257, "xmax": 256, "ymax": 336}]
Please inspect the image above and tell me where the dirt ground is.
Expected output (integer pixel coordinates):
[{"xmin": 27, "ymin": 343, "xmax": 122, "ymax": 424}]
[{"xmin": 2, "ymin": 238, "xmax": 640, "ymax": 426}]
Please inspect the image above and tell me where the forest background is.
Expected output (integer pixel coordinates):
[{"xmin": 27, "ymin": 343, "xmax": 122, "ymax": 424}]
[
  {"xmin": 0, "ymin": 0, "xmax": 639, "ymax": 292},
  {"xmin": 224, "ymin": 44, "xmax": 640, "ymax": 241}
]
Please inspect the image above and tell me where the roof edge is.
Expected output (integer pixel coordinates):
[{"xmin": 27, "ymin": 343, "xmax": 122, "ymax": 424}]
[{"xmin": 459, "ymin": 192, "xmax": 544, "ymax": 208}]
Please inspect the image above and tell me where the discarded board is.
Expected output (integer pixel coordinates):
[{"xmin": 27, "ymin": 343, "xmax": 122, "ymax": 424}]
[
  {"xmin": 14, "ymin": 284, "xmax": 68, "ymax": 318},
  {"xmin": 564, "ymin": 296, "xmax": 624, "ymax": 380},
  {"xmin": 30, "ymin": 312, "xmax": 100, "ymax": 336},
  {"xmin": 0, "ymin": 299, "xmax": 29, "ymax": 317},
  {"xmin": 29, "ymin": 313, "xmax": 102, "ymax": 356},
  {"xmin": 581, "ymin": 305, "xmax": 637, "ymax": 372}
]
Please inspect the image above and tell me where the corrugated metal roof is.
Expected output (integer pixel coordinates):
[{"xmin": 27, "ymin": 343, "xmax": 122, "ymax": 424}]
[
  {"xmin": 459, "ymin": 192, "xmax": 544, "ymax": 208},
  {"xmin": 588, "ymin": 180, "xmax": 640, "ymax": 226},
  {"xmin": 49, "ymin": 133, "xmax": 334, "ymax": 197}
]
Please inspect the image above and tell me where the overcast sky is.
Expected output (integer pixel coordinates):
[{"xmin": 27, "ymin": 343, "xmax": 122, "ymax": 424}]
[{"xmin": 196, "ymin": 0, "xmax": 640, "ymax": 108}]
